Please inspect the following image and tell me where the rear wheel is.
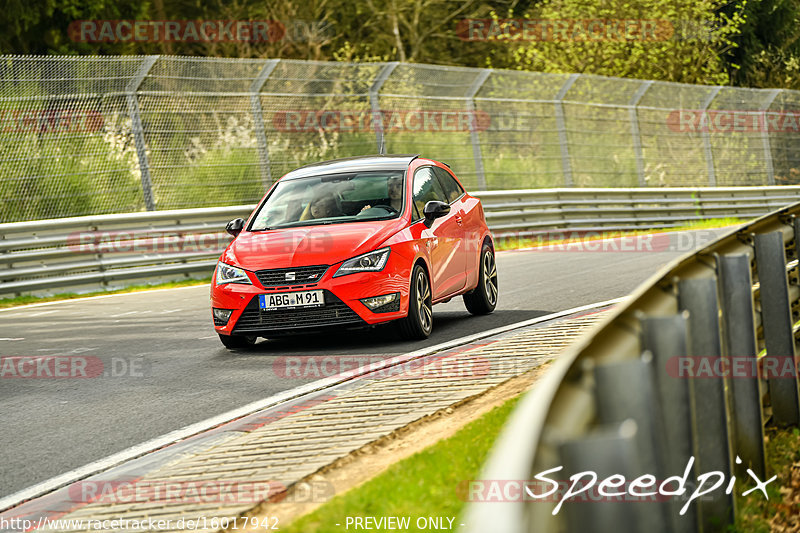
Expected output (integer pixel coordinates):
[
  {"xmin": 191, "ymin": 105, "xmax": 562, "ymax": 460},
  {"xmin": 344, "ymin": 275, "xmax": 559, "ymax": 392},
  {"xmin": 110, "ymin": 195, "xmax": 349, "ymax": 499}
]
[
  {"xmin": 463, "ymin": 243, "xmax": 498, "ymax": 315},
  {"xmin": 398, "ymin": 264, "xmax": 433, "ymax": 339},
  {"xmin": 218, "ymin": 333, "xmax": 257, "ymax": 350}
]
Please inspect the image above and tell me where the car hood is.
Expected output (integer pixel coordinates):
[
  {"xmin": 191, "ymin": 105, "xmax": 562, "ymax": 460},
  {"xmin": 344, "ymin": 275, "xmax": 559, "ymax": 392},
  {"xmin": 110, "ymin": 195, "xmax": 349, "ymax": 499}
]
[{"xmin": 222, "ymin": 219, "xmax": 407, "ymax": 271}]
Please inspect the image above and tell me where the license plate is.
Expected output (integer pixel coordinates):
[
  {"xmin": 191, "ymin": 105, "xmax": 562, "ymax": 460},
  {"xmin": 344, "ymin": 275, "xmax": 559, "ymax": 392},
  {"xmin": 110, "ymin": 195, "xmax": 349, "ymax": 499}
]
[{"xmin": 259, "ymin": 290, "xmax": 324, "ymax": 311}]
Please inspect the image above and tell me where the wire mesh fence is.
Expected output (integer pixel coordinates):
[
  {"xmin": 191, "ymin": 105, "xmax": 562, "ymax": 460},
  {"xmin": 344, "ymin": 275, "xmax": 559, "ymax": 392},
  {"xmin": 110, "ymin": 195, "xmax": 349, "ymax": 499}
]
[{"xmin": 2, "ymin": 54, "xmax": 800, "ymax": 222}]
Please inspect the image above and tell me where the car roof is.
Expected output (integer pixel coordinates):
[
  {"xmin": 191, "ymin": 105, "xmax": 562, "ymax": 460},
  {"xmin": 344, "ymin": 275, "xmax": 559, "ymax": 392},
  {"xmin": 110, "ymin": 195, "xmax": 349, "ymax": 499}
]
[{"xmin": 281, "ymin": 154, "xmax": 420, "ymax": 181}]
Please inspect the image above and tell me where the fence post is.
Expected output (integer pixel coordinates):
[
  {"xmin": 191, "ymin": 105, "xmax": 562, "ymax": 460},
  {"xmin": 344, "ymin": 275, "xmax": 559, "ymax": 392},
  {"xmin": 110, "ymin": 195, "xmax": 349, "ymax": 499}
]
[
  {"xmin": 629, "ymin": 80, "xmax": 652, "ymax": 186},
  {"xmin": 555, "ymin": 74, "xmax": 579, "ymax": 187},
  {"xmin": 754, "ymin": 230, "xmax": 800, "ymax": 425},
  {"xmin": 250, "ymin": 59, "xmax": 280, "ymax": 189},
  {"xmin": 592, "ymin": 356, "xmax": 670, "ymax": 532},
  {"xmin": 760, "ymin": 89, "xmax": 780, "ymax": 186},
  {"xmin": 558, "ymin": 421, "xmax": 649, "ymax": 533},
  {"xmin": 716, "ymin": 252, "xmax": 766, "ymax": 480},
  {"xmin": 369, "ymin": 62, "xmax": 399, "ymax": 154},
  {"xmin": 125, "ymin": 55, "xmax": 159, "ymax": 211},
  {"xmin": 677, "ymin": 277, "xmax": 735, "ymax": 530},
  {"xmin": 640, "ymin": 314, "xmax": 698, "ymax": 533},
  {"xmin": 466, "ymin": 69, "xmax": 491, "ymax": 190},
  {"xmin": 700, "ymin": 86, "xmax": 721, "ymax": 187}
]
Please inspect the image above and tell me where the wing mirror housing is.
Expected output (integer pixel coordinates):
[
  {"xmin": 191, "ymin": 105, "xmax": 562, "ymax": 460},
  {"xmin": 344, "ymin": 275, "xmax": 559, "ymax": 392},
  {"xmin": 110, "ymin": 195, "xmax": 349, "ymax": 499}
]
[
  {"xmin": 423, "ymin": 201, "xmax": 450, "ymax": 228},
  {"xmin": 226, "ymin": 218, "xmax": 245, "ymax": 237}
]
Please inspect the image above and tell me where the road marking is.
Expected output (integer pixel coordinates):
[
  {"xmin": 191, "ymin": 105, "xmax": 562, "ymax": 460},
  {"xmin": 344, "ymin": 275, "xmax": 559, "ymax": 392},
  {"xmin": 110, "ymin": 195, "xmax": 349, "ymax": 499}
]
[
  {"xmin": 0, "ymin": 338, "xmax": 24, "ymax": 341},
  {"xmin": 26, "ymin": 310, "xmax": 59, "ymax": 317},
  {"xmin": 110, "ymin": 311, "xmax": 139, "ymax": 317},
  {"xmin": 0, "ymin": 285, "xmax": 209, "ymax": 313},
  {"xmin": 0, "ymin": 297, "xmax": 623, "ymax": 513}
]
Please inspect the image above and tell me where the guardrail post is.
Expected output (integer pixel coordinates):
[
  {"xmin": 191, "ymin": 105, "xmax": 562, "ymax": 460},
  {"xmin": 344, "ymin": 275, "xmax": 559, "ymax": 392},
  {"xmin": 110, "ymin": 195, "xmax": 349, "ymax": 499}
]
[
  {"xmin": 761, "ymin": 90, "xmax": 780, "ymax": 186},
  {"xmin": 700, "ymin": 87, "xmax": 721, "ymax": 187},
  {"xmin": 629, "ymin": 80, "xmax": 652, "ymax": 187},
  {"xmin": 250, "ymin": 59, "xmax": 280, "ymax": 189},
  {"xmin": 369, "ymin": 62, "xmax": 399, "ymax": 154},
  {"xmin": 677, "ymin": 277, "xmax": 735, "ymax": 530},
  {"xmin": 640, "ymin": 314, "xmax": 698, "ymax": 532},
  {"xmin": 592, "ymin": 357, "xmax": 670, "ymax": 532},
  {"xmin": 126, "ymin": 55, "xmax": 159, "ymax": 211},
  {"xmin": 555, "ymin": 74, "xmax": 579, "ymax": 187},
  {"xmin": 716, "ymin": 253, "xmax": 766, "ymax": 480},
  {"xmin": 754, "ymin": 231, "xmax": 800, "ymax": 425},
  {"xmin": 558, "ymin": 420, "xmax": 647, "ymax": 533},
  {"xmin": 466, "ymin": 69, "xmax": 491, "ymax": 190}
]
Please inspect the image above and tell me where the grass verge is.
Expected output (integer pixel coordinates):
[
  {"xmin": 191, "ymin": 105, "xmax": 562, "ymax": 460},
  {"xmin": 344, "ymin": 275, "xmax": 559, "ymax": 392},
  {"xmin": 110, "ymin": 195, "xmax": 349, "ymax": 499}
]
[
  {"xmin": 279, "ymin": 394, "xmax": 521, "ymax": 532},
  {"xmin": 494, "ymin": 218, "xmax": 742, "ymax": 251},
  {"xmin": 734, "ymin": 426, "xmax": 800, "ymax": 532},
  {"xmin": 0, "ymin": 277, "xmax": 211, "ymax": 309}
]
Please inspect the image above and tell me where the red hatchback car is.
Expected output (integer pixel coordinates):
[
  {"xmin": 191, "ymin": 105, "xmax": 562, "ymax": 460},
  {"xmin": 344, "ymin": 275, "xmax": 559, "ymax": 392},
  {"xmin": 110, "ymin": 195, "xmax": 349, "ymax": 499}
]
[{"xmin": 211, "ymin": 155, "xmax": 498, "ymax": 349}]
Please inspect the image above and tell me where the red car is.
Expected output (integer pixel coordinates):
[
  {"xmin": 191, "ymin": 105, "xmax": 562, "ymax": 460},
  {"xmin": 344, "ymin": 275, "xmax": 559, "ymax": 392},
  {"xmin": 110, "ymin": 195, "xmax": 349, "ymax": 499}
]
[{"xmin": 210, "ymin": 155, "xmax": 498, "ymax": 349}]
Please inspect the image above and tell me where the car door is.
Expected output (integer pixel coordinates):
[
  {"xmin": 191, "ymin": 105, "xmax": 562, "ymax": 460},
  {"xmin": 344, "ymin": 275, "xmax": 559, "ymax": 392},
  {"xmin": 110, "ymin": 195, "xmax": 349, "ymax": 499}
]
[
  {"xmin": 412, "ymin": 166, "xmax": 467, "ymax": 299},
  {"xmin": 431, "ymin": 165, "xmax": 471, "ymax": 275}
]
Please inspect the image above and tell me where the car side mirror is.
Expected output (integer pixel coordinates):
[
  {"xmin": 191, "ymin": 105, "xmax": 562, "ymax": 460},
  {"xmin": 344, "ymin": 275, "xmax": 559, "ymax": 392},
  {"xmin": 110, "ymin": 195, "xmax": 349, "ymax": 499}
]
[
  {"xmin": 423, "ymin": 201, "xmax": 450, "ymax": 227},
  {"xmin": 226, "ymin": 218, "xmax": 245, "ymax": 237}
]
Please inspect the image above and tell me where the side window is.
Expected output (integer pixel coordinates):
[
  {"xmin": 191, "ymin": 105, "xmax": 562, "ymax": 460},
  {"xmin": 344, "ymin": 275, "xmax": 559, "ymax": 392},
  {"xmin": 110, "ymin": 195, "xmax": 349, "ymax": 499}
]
[
  {"xmin": 432, "ymin": 167, "xmax": 464, "ymax": 203},
  {"xmin": 412, "ymin": 167, "xmax": 449, "ymax": 215}
]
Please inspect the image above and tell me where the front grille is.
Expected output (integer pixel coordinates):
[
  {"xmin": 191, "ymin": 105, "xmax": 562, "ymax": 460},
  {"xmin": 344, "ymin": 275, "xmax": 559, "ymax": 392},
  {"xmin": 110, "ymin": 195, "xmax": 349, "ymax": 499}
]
[
  {"xmin": 232, "ymin": 291, "xmax": 365, "ymax": 334},
  {"xmin": 255, "ymin": 265, "xmax": 329, "ymax": 287}
]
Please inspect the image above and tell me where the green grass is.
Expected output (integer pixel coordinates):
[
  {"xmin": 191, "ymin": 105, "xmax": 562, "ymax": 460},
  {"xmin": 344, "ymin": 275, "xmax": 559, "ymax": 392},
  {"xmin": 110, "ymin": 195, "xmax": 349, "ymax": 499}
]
[
  {"xmin": 280, "ymin": 394, "xmax": 522, "ymax": 532},
  {"xmin": 494, "ymin": 217, "xmax": 742, "ymax": 251},
  {"xmin": 733, "ymin": 426, "xmax": 800, "ymax": 532},
  {"xmin": 0, "ymin": 277, "xmax": 211, "ymax": 309}
]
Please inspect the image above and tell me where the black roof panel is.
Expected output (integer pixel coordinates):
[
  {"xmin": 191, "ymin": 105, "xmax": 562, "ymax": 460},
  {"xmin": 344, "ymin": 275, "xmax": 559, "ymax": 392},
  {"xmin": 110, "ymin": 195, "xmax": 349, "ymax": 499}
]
[{"xmin": 281, "ymin": 154, "xmax": 419, "ymax": 181}]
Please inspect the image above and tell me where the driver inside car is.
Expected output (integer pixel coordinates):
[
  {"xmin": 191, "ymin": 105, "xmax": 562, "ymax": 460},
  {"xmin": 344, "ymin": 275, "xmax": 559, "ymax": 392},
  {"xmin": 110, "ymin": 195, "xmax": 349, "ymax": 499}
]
[{"xmin": 360, "ymin": 176, "xmax": 403, "ymax": 214}]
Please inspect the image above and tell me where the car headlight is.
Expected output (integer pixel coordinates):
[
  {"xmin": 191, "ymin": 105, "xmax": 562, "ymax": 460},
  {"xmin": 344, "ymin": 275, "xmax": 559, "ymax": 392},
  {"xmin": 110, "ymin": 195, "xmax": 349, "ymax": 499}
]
[
  {"xmin": 215, "ymin": 262, "xmax": 252, "ymax": 285},
  {"xmin": 334, "ymin": 247, "xmax": 391, "ymax": 277}
]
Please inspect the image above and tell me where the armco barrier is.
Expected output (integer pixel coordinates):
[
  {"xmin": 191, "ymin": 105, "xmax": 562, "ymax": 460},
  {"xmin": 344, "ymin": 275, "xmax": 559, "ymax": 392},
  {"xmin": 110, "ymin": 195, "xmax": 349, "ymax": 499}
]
[
  {"xmin": 463, "ymin": 198, "xmax": 800, "ymax": 532},
  {"xmin": 1, "ymin": 186, "xmax": 799, "ymax": 297}
]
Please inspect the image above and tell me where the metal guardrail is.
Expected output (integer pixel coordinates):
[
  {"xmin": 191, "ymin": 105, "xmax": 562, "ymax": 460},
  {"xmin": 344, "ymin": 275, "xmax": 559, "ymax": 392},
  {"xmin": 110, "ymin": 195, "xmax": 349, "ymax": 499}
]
[
  {"xmin": 464, "ymin": 198, "xmax": 800, "ymax": 532},
  {"xmin": 1, "ymin": 186, "xmax": 799, "ymax": 297}
]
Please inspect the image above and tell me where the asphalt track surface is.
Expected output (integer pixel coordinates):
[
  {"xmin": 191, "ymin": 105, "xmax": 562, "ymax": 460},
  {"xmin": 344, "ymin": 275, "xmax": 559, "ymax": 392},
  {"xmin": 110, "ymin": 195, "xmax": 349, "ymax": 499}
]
[{"xmin": 0, "ymin": 230, "xmax": 726, "ymax": 499}]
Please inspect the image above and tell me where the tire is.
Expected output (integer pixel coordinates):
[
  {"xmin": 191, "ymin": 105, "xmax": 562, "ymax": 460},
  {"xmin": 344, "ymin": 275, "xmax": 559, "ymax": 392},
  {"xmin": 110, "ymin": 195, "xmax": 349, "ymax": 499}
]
[
  {"xmin": 218, "ymin": 333, "xmax": 257, "ymax": 350},
  {"xmin": 398, "ymin": 264, "xmax": 433, "ymax": 340},
  {"xmin": 463, "ymin": 243, "xmax": 498, "ymax": 315}
]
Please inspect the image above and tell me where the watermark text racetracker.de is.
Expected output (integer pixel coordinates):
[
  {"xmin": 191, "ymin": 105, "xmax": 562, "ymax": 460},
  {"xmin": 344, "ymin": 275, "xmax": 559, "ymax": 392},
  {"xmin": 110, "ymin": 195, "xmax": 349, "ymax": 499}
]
[
  {"xmin": 0, "ymin": 356, "xmax": 149, "ymax": 379},
  {"xmin": 0, "ymin": 516, "xmax": 279, "ymax": 532},
  {"xmin": 69, "ymin": 19, "xmax": 334, "ymax": 43},
  {"xmin": 462, "ymin": 456, "xmax": 776, "ymax": 515},
  {"xmin": 272, "ymin": 355, "xmax": 491, "ymax": 381},
  {"xmin": 498, "ymin": 230, "xmax": 722, "ymax": 253}
]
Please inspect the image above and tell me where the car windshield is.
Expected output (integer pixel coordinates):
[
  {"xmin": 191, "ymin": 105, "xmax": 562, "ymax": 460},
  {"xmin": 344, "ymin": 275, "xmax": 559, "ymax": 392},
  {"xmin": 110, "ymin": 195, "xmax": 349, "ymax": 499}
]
[{"xmin": 249, "ymin": 170, "xmax": 406, "ymax": 231}]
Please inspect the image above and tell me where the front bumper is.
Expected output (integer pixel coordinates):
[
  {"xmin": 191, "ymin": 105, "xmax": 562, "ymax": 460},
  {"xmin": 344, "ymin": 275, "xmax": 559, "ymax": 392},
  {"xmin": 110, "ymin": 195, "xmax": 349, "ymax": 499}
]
[{"xmin": 211, "ymin": 258, "xmax": 411, "ymax": 336}]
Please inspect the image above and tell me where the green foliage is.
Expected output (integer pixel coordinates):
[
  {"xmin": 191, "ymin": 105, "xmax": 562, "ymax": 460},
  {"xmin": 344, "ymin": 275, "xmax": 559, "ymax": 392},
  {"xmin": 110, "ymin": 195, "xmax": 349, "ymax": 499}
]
[
  {"xmin": 484, "ymin": 0, "xmax": 746, "ymax": 85},
  {"xmin": 726, "ymin": 0, "xmax": 800, "ymax": 89}
]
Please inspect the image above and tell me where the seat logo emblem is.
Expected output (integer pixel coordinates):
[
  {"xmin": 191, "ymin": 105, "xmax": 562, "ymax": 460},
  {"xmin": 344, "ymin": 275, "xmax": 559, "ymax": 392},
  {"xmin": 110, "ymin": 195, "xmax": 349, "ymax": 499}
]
[{"xmin": 285, "ymin": 272, "xmax": 296, "ymax": 281}]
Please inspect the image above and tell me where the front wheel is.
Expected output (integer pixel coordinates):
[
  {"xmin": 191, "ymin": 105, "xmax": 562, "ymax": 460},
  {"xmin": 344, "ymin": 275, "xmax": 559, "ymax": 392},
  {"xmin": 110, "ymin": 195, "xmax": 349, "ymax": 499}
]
[
  {"xmin": 218, "ymin": 333, "xmax": 257, "ymax": 350},
  {"xmin": 463, "ymin": 243, "xmax": 498, "ymax": 315},
  {"xmin": 398, "ymin": 265, "xmax": 433, "ymax": 340}
]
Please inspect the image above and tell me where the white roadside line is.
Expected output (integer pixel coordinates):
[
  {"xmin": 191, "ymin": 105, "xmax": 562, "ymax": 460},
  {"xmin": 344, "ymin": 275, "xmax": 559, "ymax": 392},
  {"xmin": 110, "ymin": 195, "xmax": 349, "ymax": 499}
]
[
  {"xmin": 0, "ymin": 296, "xmax": 623, "ymax": 513},
  {"xmin": 0, "ymin": 284, "xmax": 210, "ymax": 313}
]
